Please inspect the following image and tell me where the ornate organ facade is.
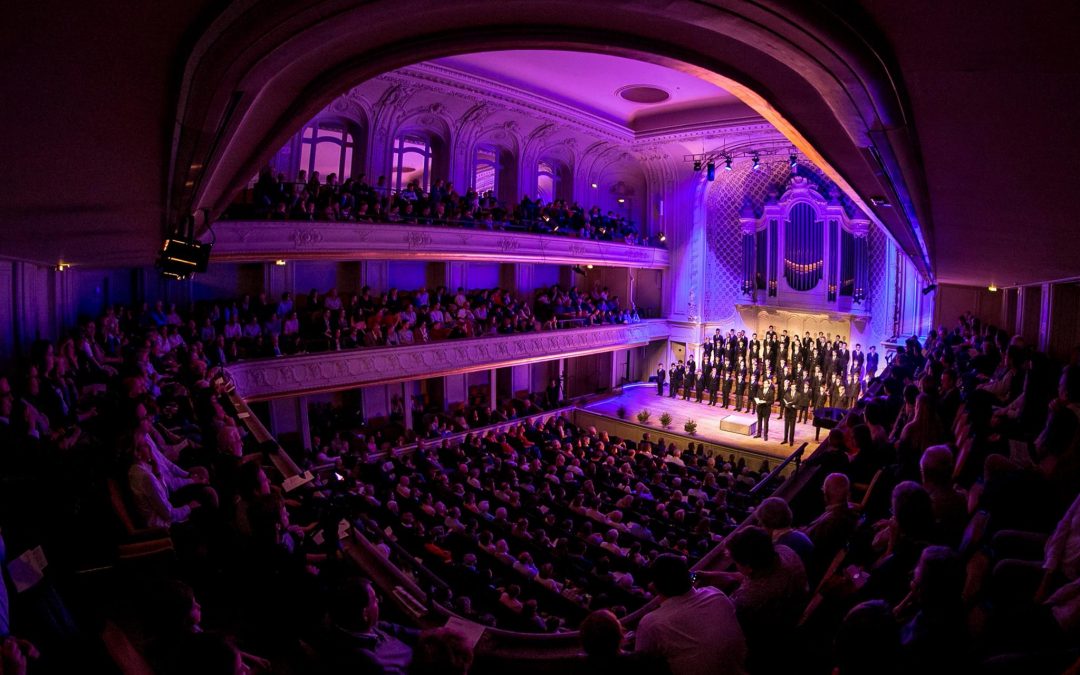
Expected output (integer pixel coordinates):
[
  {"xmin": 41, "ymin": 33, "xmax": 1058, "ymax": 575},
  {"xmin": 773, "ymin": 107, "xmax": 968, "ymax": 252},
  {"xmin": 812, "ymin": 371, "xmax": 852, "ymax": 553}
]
[{"xmin": 739, "ymin": 175, "xmax": 872, "ymax": 315}]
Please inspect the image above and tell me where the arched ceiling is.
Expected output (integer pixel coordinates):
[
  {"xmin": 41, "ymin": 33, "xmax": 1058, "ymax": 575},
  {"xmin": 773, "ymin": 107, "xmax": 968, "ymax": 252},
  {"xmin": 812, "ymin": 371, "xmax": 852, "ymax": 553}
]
[
  {"xmin": 432, "ymin": 50, "xmax": 753, "ymax": 131},
  {"xmin": 2, "ymin": 0, "xmax": 1078, "ymax": 288}
]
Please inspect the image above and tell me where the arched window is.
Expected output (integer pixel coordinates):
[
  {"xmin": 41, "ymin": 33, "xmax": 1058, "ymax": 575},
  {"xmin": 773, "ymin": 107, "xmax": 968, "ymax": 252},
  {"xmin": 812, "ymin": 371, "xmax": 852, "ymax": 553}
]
[
  {"xmin": 474, "ymin": 146, "xmax": 499, "ymax": 196},
  {"xmin": 392, "ymin": 134, "xmax": 433, "ymax": 193},
  {"xmin": 299, "ymin": 121, "xmax": 355, "ymax": 179},
  {"xmin": 537, "ymin": 160, "xmax": 556, "ymax": 203}
]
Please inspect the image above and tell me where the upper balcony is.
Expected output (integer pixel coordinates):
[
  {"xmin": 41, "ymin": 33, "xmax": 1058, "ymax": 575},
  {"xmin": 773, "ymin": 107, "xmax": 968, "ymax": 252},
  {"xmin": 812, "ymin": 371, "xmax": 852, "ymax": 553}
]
[
  {"xmin": 209, "ymin": 220, "xmax": 670, "ymax": 269},
  {"xmin": 226, "ymin": 319, "xmax": 670, "ymax": 401}
]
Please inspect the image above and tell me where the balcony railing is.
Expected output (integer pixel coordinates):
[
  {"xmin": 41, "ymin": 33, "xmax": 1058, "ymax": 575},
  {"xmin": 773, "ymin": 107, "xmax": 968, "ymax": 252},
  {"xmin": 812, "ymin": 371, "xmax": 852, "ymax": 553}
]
[
  {"xmin": 225, "ymin": 319, "xmax": 671, "ymax": 401},
  {"xmin": 208, "ymin": 221, "xmax": 670, "ymax": 269}
]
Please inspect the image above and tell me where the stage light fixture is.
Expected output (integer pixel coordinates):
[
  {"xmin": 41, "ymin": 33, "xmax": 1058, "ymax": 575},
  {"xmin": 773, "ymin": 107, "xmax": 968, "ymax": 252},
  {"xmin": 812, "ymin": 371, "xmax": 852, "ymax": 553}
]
[
  {"xmin": 617, "ymin": 198, "xmax": 625, "ymax": 203},
  {"xmin": 55, "ymin": 262, "xmax": 70, "ymax": 272},
  {"xmin": 988, "ymin": 284, "xmax": 998, "ymax": 292},
  {"xmin": 693, "ymin": 159, "xmax": 702, "ymax": 172},
  {"xmin": 275, "ymin": 259, "xmax": 287, "ymax": 266},
  {"xmin": 789, "ymin": 153, "xmax": 798, "ymax": 171},
  {"xmin": 752, "ymin": 154, "xmax": 761, "ymax": 170},
  {"xmin": 706, "ymin": 161, "xmax": 716, "ymax": 181},
  {"xmin": 659, "ymin": 232, "xmax": 666, "ymax": 242},
  {"xmin": 724, "ymin": 157, "xmax": 733, "ymax": 171},
  {"xmin": 590, "ymin": 183, "xmax": 598, "ymax": 189},
  {"xmin": 157, "ymin": 237, "xmax": 211, "ymax": 280}
]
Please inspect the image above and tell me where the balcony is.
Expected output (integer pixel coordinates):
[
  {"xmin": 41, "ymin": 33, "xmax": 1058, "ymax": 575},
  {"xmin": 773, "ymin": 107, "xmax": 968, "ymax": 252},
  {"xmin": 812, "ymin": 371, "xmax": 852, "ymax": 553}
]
[
  {"xmin": 225, "ymin": 319, "xmax": 670, "ymax": 401},
  {"xmin": 209, "ymin": 221, "xmax": 670, "ymax": 269}
]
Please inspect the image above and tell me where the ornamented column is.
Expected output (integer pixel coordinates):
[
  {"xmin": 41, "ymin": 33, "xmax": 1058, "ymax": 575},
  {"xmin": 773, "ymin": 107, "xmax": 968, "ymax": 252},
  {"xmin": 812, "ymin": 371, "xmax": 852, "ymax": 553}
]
[
  {"xmin": 850, "ymin": 218, "xmax": 870, "ymax": 304},
  {"xmin": 739, "ymin": 197, "xmax": 758, "ymax": 299}
]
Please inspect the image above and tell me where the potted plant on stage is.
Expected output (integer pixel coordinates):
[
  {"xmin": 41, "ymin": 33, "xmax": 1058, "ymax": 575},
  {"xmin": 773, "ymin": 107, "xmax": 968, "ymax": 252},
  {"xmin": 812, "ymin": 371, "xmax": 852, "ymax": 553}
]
[
  {"xmin": 659, "ymin": 412, "xmax": 673, "ymax": 429},
  {"xmin": 636, "ymin": 409, "xmax": 651, "ymax": 425},
  {"xmin": 617, "ymin": 405, "xmax": 628, "ymax": 420},
  {"xmin": 684, "ymin": 419, "xmax": 698, "ymax": 435}
]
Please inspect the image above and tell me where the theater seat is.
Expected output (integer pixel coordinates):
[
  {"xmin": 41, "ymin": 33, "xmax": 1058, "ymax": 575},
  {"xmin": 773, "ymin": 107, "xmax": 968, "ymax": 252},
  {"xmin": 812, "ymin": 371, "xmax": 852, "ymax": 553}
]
[{"xmin": 106, "ymin": 478, "xmax": 175, "ymax": 561}]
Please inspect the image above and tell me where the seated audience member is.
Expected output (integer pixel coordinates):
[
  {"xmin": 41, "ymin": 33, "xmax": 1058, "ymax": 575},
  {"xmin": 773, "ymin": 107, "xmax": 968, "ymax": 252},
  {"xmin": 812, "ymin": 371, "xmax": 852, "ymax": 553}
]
[
  {"xmin": 919, "ymin": 445, "xmax": 968, "ymax": 546},
  {"xmin": 803, "ymin": 473, "xmax": 858, "ymax": 563},
  {"xmin": 897, "ymin": 546, "xmax": 970, "ymax": 674},
  {"xmin": 128, "ymin": 437, "xmax": 201, "ymax": 530},
  {"xmin": 755, "ymin": 496, "xmax": 815, "ymax": 571},
  {"xmin": 860, "ymin": 482, "xmax": 936, "ymax": 606},
  {"xmin": 635, "ymin": 554, "xmax": 747, "ymax": 675},
  {"xmin": 152, "ymin": 581, "xmax": 270, "ymax": 675},
  {"xmin": 408, "ymin": 628, "xmax": 474, "ymax": 675},
  {"xmin": 579, "ymin": 609, "xmax": 670, "ymax": 675},
  {"xmin": 723, "ymin": 526, "xmax": 808, "ymax": 670},
  {"xmin": 318, "ymin": 578, "xmax": 418, "ymax": 674},
  {"xmin": 832, "ymin": 600, "xmax": 902, "ymax": 675}
]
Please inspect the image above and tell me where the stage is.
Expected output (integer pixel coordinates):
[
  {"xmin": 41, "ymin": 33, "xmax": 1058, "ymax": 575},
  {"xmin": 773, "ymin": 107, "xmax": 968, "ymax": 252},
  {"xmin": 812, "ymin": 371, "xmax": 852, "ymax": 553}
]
[{"xmin": 580, "ymin": 383, "xmax": 823, "ymax": 462}]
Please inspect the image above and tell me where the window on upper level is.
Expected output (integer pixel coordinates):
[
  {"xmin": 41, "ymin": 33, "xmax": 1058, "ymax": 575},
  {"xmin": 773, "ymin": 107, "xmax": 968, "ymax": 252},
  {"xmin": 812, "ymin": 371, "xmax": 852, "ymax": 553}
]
[
  {"xmin": 392, "ymin": 134, "xmax": 433, "ymax": 193},
  {"xmin": 537, "ymin": 160, "xmax": 556, "ymax": 203},
  {"xmin": 474, "ymin": 146, "xmax": 499, "ymax": 197},
  {"xmin": 299, "ymin": 122, "xmax": 356, "ymax": 180}
]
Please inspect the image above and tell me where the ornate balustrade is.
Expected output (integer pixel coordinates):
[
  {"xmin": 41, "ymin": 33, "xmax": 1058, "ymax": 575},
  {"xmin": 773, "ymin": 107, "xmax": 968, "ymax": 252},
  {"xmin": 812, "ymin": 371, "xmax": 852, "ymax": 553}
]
[
  {"xmin": 209, "ymin": 221, "xmax": 670, "ymax": 269},
  {"xmin": 226, "ymin": 319, "xmax": 670, "ymax": 401}
]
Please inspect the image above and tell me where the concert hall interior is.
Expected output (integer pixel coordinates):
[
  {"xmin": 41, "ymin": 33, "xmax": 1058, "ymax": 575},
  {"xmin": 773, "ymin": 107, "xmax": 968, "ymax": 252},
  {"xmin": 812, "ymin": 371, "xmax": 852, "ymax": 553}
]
[{"xmin": 2, "ymin": 2, "xmax": 1079, "ymax": 674}]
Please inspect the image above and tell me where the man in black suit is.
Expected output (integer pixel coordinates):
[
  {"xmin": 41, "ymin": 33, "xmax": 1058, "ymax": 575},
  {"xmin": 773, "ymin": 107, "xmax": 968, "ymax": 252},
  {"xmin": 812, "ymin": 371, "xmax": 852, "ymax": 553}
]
[
  {"xmin": 703, "ymin": 338, "xmax": 713, "ymax": 362},
  {"xmin": 669, "ymin": 361, "xmax": 681, "ymax": 398},
  {"xmin": 836, "ymin": 342, "xmax": 851, "ymax": 382},
  {"xmin": 656, "ymin": 362, "xmax": 666, "ymax": 396},
  {"xmin": 686, "ymin": 355, "xmax": 697, "ymax": 380},
  {"xmin": 796, "ymin": 379, "xmax": 811, "ymax": 424},
  {"xmin": 754, "ymin": 379, "xmax": 774, "ymax": 441},
  {"xmin": 865, "ymin": 345, "xmax": 879, "ymax": 380},
  {"xmin": 722, "ymin": 370, "xmax": 734, "ymax": 408},
  {"xmin": 734, "ymin": 373, "xmax": 748, "ymax": 412},
  {"xmin": 851, "ymin": 343, "xmax": 865, "ymax": 382},
  {"xmin": 695, "ymin": 370, "xmax": 706, "ymax": 403},
  {"xmin": 708, "ymin": 367, "xmax": 720, "ymax": 406},
  {"xmin": 781, "ymin": 385, "xmax": 799, "ymax": 446},
  {"xmin": 749, "ymin": 333, "xmax": 761, "ymax": 361}
]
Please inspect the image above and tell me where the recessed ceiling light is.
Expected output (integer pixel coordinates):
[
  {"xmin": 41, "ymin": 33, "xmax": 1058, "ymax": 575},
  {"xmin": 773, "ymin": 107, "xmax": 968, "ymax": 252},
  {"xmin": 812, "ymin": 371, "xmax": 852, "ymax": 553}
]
[{"xmin": 616, "ymin": 85, "xmax": 670, "ymax": 104}]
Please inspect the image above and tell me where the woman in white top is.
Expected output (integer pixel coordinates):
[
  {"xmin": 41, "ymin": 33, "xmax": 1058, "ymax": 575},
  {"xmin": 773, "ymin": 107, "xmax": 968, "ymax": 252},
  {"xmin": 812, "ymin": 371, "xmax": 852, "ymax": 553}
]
[{"xmin": 128, "ymin": 438, "xmax": 198, "ymax": 529}]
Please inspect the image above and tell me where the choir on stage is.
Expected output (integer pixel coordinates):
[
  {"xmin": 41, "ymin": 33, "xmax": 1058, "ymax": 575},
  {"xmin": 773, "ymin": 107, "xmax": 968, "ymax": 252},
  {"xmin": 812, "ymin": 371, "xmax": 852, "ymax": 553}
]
[{"xmin": 653, "ymin": 326, "xmax": 880, "ymax": 444}]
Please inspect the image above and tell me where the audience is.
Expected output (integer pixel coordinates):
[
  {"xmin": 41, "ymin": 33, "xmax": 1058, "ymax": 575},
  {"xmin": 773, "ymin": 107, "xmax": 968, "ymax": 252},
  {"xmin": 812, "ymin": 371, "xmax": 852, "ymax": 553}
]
[
  {"xmin": 5, "ymin": 300, "xmax": 1080, "ymax": 675},
  {"xmin": 242, "ymin": 169, "xmax": 665, "ymax": 247}
]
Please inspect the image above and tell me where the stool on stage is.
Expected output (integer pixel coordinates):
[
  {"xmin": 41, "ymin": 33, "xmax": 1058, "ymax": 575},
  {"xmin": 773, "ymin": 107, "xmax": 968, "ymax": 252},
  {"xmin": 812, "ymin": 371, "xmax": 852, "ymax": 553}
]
[{"xmin": 813, "ymin": 407, "xmax": 846, "ymax": 440}]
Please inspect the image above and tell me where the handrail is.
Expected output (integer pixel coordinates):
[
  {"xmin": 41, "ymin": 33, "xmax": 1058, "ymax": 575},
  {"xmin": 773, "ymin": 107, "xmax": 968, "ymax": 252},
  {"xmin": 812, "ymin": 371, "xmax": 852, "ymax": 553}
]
[
  {"xmin": 750, "ymin": 441, "xmax": 807, "ymax": 495},
  {"xmin": 222, "ymin": 206, "xmax": 664, "ymax": 248}
]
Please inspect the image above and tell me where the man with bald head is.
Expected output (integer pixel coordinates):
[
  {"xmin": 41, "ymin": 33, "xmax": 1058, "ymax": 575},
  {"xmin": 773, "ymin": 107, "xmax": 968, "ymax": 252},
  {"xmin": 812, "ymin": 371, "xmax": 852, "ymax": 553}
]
[
  {"xmin": 803, "ymin": 473, "xmax": 858, "ymax": 561},
  {"xmin": 920, "ymin": 445, "xmax": 967, "ymax": 545}
]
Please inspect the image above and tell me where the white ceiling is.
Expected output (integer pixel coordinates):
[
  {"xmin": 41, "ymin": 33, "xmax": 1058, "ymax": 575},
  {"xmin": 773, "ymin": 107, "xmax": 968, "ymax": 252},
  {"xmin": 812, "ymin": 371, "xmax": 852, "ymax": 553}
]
[{"xmin": 433, "ymin": 50, "xmax": 745, "ymax": 130}]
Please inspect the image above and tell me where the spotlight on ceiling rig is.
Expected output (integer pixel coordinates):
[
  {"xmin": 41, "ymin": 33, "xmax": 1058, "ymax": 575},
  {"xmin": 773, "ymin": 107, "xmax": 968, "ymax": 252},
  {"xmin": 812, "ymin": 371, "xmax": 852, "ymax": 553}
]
[
  {"xmin": 789, "ymin": 153, "xmax": 798, "ymax": 171},
  {"xmin": 693, "ymin": 159, "xmax": 702, "ymax": 172},
  {"xmin": 706, "ymin": 161, "xmax": 716, "ymax": 181},
  {"xmin": 752, "ymin": 154, "xmax": 761, "ymax": 171},
  {"xmin": 724, "ymin": 156, "xmax": 733, "ymax": 171}
]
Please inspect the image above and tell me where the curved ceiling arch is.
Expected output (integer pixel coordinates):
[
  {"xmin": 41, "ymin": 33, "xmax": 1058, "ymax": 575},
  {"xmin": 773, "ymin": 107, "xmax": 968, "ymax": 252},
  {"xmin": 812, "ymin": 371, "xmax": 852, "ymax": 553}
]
[{"xmin": 172, "ymin": 0, "xmax": 932, "ymax": 278}]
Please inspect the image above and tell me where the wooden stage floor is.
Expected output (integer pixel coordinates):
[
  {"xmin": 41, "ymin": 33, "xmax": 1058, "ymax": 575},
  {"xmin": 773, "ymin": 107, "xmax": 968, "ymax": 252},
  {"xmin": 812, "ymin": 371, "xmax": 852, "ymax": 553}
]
[{"xmin": 583, "ymin": 383, "xmax": 822, "ymax": 462}]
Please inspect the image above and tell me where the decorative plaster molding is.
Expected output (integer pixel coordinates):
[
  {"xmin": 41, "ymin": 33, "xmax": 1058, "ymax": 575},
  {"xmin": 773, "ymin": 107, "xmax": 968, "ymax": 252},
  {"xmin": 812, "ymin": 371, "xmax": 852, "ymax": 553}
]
[
  {"xmin": 227, "ymin": 320, "xmax": 671, "ymax": 401},
  {"xmin": 210, "ymin": 222, "xmax": 670, "ymax": 269},
  {"xmin": 379, "ymin": 65, "xmax": 781, "ymax": 147}
]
